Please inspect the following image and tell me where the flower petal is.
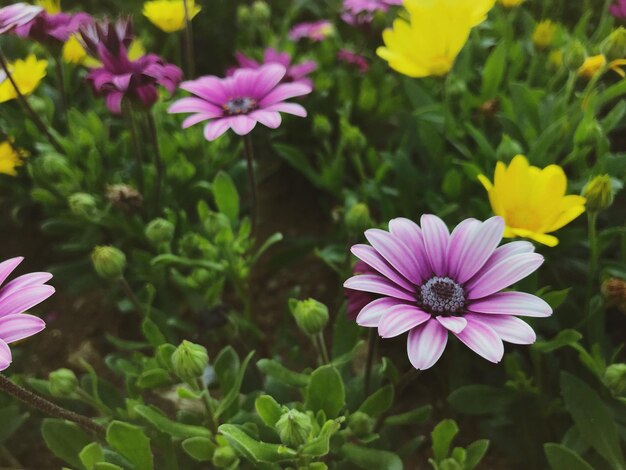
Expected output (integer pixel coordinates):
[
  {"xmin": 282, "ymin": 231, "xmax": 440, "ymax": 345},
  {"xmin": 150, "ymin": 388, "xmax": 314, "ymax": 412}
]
[
  {"xmin": 351, "ymin": 244, "xmax": 415, "ymax": 292},
  {"xmin": 388, "ymin": 218, "xmax": 431, "ymax": 282},
  {"xmin": 0, "ymin": 339, "xmax": 11, "ymax": 371},
  {"xmin": 465, "ymin": 313, "xmax": 536, "ymax": 344},
  {"xmin": 0, "ymin": 272, "xmax": 52, "ymax": 301},
  {"xmin": 365, "ymin": 229, "xmax": 422, "ymax": 285},
  {"xmin": 466, "ymin": 253, "xmax": 544, "ymax": 299},
  {"xmin": 454, "ymin": 317, "xmax": 504, "ymax": 363},
  {"xmin": 0, "ymin": 313, "xmax": 45, "ymax": 344},
  {"xmin": 169, "ymin": 97, "xmax": 222, "ymax": 115},
  {"xmin": 343, "ymin": 274, "xmax": 416, "ymax": 301},
  {"xmin": 264, "ymin": 102, "xmax": 308, "ymax": 117},
  {"xmin": 378, "ymin": 305, "xmax": 430, "ymax": 338},
  {"xmin": 446, "ymin": 218, "xmax": 480, "ymax": 280},
  {"xmin": 356, "ymin": 297, "xmax": 408, "ymax": 327},
  {"xmin": 407, "ymin": 320, "xmax": 448, "ymax": 370},
  {"xmin": 468, "ymin": 292, "xmax": 552, "ymax": 317},
  {"xmin": 436, "ymin": 315, "xmax": 467, "ymax": 334},
  {"xmin": 0, "ymin": 257, "xmax": 23, "ymax": 287},
  {"xmin": 248, "ymin": 110, "xmax": 281, "ymax": 129},
  {"xmin": 258, "ymin": 82, "xmax": 312, "ymax": 106},
  {"xmin": 229, "ymin": 115, "xmax": 257, "ymax": 136},
  {"xmin": 0, "ymin": 285, "xmax": 55, "ymax": 318},
  {"xmin": 203, "ymin": 119, "xmax": 231, "ymax": 141},
  {"xmin": 454, "ymin": 217, "xmax": 505, "ymax": 284},
  {"xmin": 420, "ymin": 214, "xmax": 449, "ymax": 276}
]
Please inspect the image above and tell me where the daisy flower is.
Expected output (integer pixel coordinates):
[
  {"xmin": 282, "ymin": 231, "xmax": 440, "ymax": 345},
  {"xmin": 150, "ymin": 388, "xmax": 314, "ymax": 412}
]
[
  {"xmin": 230, "ymin": 48, "xmax": 317, "ymax": 88},
  {"xmin": 0, "ymin": 3, "xmax": 43, "ymax": 35}
]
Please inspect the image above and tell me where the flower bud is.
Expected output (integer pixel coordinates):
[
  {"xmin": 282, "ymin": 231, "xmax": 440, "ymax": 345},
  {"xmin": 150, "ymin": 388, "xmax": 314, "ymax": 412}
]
[
  {"xmin": 145, "ymin": 218, "xmax": 175, "ymax": 246},
  {"xmin": 237, "ymin": 5, "xmax": 251, "ymax": 27},
  {"xmin": 348, "ymin": 411, "xmax": 374, "ymax": 437},
  {"xmin": 574, "ymin": 117, "xmax": 604, "ymax": 147},
  {"xmin": 344, "ymin": 203, "xmax": 372, "ymax": 234},
  {"xmin": 105, "ymin": 184, "xmax": 143, "ymax": 214},
  {"xmin": 564, "ymin": 40, "xmax": 587, "ymax": 71},
  {"xmin": 313, "ymin": 114, "xmax": 332, "ymax": 139},
  {"xmin": 602, "ymin": 278, "xmax": 626, "ymax": 313},
  {"xmin": 357, "ymin": 78, "xmax": 378, "ymax": 111},
  {"xmin": 275, "ymin": 409, "xmax": 312, "ymax": 448},
  {"xmin": 251, "ymin": 1, "xmax": 270, "ymax": 22},
  {"xmin": 68, "ymin": 193, "xmax": 98, "ymax": 220},
  {"xmin": 48, "ymin": 368, "xmax": 78, "ymax": 397},
  {"xmin": 605, "ymin": 364, "xmax": 626, "ymax": 395},
  {"xmin": 212, "ymin": 445, "xmax": 238, "ymax": 468},
  {"xmin": 290, "ymin": 298, "xmax": 329, "ymax": 336},
  {"xmin": 91, "ymin": 246, "xmax": 126, "ymax": 280},
  {"xmin": 601, "ymin": 27, "xmax": 626, "ymax": 62},
  {"xmin": 340, "ymin": 119, "xmax": 366, "ymax": 152},
  {"xmin": 548, "ymin": 49, "xmax": 564, "ymax": 70},
  {"xmin": 171, "ymin": 340, "xmax": 208, "ymax": 382},
  {"xmin": 577, "ymin": 54, "xmax": 607, "ymax": 79},
  {"xmin": 496, "ymin": 135, "xmax": 524, "ymax": 161},
  {"xmin": 532, "ymin": 20, "xmax": 557, "ymax": 50},
  {"xmin": 582, "ymin": 175, "xmax": 613, "ymax": 213}
]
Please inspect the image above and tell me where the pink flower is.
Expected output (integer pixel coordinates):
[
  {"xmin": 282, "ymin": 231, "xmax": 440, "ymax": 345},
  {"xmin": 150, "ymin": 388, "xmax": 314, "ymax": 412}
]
[
  {"xmin": 337, "ymin": 49, "xmax": 370, "ymax": 72},
  {"xmin": 341, "ymin": 0, "xmax": 402, "ymax": 25},
  {"xmin": 289, "ymin": 20, "xmax": 334, "ymax": 42},
  {"xmin": 169, "ymin": 64, "xmax": 312, "ymax": 141},
  {"xmin": 0, "ymin": 3, "xmax": 42, "ymax": 35},
  {"xmin": 610, "ymin": 0, "xmax": 626, "ymax": 18},
  {"xmin": 344, "ymin": 215, "xmax": 552, "ymax": 370},
  {"xmin": 346, "ymin": 260, "xmax": 376, "ymax": 320},
  {"xmin": 0, "ymin": 257, "xmax": 54, "ymax": 371},
  {"xmin": 15, "ymin": 8, "xmax": 91, "ymax": 44},
  {"xmin": 230, "ymin": 48, "xmax": 317, "ymax": 88}
]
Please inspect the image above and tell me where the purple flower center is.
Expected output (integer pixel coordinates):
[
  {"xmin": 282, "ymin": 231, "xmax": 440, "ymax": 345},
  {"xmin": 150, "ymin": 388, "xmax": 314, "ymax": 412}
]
[
  {"xmin": 420, "ymin": 277, "xmax": 465, "ymax": 315},
  {"xmin": 223, "ymin": 97, "xmax": 258, "ymax": 115}
]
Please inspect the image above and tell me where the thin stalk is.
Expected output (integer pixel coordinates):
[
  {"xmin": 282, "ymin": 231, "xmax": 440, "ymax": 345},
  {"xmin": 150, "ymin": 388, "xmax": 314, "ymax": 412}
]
[
  {"xmin": 582, "ymin": 211, "xmax": 600, "ymax": 336},
  {"xmin": 146, "ymin": 111, "xmax": 165, "ymax": 210},
  {"xmin": 124, "ymin": 104, "xmax": 145, "ymax": 195},
  {"xmin": 364, "ymin": 328, "xmax": 377, "ymax": 396},
  {"xmin": 243, "ymin": 135, "xmax": 259, "ymax": 233},
  {"xmin": 0, "ymin": 374, "xmax": 105, "ymax": 438},
  {"xmin": 54, "ymin": 55, "xmax": 69, "ymax": 128},
  {"xmin": 0, "ymin": 49, "xmax": 64, "ymax": 154},
  {"xmin": 195, "ymin": 379, "xmax": 218, "ymax": 434},
  {"xmin": 182, "ymin": 0, "xmax": 195, "ymax": 78},
  {"xmin": 317, "ymin": 332, "xmax": 330, "ymax": 364},
  {"xmin": 119, "ymin": 276, "xmax": 145, "ymax": 316}
]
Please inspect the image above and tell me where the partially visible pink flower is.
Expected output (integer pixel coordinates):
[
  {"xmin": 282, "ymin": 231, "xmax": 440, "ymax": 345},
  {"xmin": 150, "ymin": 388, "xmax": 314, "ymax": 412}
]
[
  {"xmin": 346, "ymin": 260, "xmax": 376, "ymax": 320},
  {"xmin": 169, "ymin": 64, "xmax": 312, "ymax": 141},
  {"xmin": 610, "ymin": 0, "xmax": 626, "ymax": 18},
  {"xmin": 0, "ymin": 3, "xmax": 42, "ymax": 35},
  {"xmin": 338, "ymin": 49, "xmax": 370, "ymax": 72},
  {"xmin": 229, "ymin": 48, "xmax": 317, "ymax": 88},
  {"xmin": 289, "ymin": 20, "xmax": 334, "ymax": 42},
  {"xmin": 0, "ymin": 257, "xmax": 54, "ymax": 371},
  {"xmin": 341, "ymin": 0, "xmax": 402, "ymax": 26},
  {"xmin": 344, "ymin": 215, "xmax": 552, "ymax": 370},
  {"xmin": 15, "ymin": 8, "xmax": 91, "ymax": 44},
  {"xmin": 80, "ymin": 18, "xmax": 133, "ymax": 58}
]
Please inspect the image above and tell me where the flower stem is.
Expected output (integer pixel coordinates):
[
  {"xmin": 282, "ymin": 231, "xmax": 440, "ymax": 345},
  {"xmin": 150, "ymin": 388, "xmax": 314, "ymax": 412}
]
[
  {"xmin": 0, "ymin": 374, "xmax": 105, "ymax": 438},
  {"xmin": 119, "ymin": 276, "xmax": 145, "ymax": 317},
  {"xmin": 53, "ymin": 55, "xmax": 69, "ymax": 129},
  {"xmin": 364, "ymin": 328, "xmax": 377, "ymax": 396},
  {"xmin": 0, "ymin": 49, "xmax": 64, "ymax": 154},
  {"xmin": 146, "ymin": 111, "xmax": 164, "ymax": 210},
  {"xmin": 317, "ymin": 332, "xmax": 330, "ymax": 364},
  {"xmin": 195, "ymin": 379, "xmax": 218, "ymax": 434},
  {"xmin": 182, "ymin": 0, "xmax": 195, "ymax": 78},
  {"xmin": 583, "ymin": 211, "xmax": 600, "ymax": 337},
  {"xmin": 243, "ymin": 135, "xmax": 259, "ymax": 233},
  {"xmin": 123, "ymin": 103, "xmax": 145, "ymax": 195}
]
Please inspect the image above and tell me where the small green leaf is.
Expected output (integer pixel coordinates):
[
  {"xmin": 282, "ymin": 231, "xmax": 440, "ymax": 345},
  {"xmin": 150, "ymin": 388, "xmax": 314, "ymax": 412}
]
[
  {"xmin": 216, "ymin": 351, "xmax": 255, "ymax": 418},
  {"xmin": 255, "ymin": 395, "xmax": 284, "ymax": 427},
  {"xmin": 481, "ymin": 43, "xmax": 507, "ymax": 100},
  {"xmin": 544, "ymin": 443, "xmax": 594, "ymax": 470},
  {"xmin": 182, "ymin": 436, "xmax": 216, "ymax": 462},
  {"xmin": 448, "ymin": 385, "xmax": 515, "ymax": 415},
  {"xmin": 358, "ymin": 385, "xmax": 394, "ymax": 418},
  {"xmin": 257, "ymin": 359, "xmax": 310, "ymax": 388},
  {"xmin": 141, "ymin": 318, "xmax": 166, "ymax": 347},
  {"xmin": 79, "ymin": 443, "xmax": 104, "ymax": 470},
  {"xmin": 106, "ymin": 421, "xmax": 153, "ymax": 470},
  {"xmin": 305, "ymin": 365, "xmax": 345, "ymax": 418},
  {"xmin": 42, "ymin": 419, "xmax": 91, "ymax": 470},
  {"xmin": 340, "ymin": 443, "xmax": 403, "ymax": 470},
  {"xmin": 93, "ymin": 464, "xmax": 123, "ymax": 470},
  {"xmin": 214, "ymin": 346, "xmax": 240, "ymax": 393},
  {"xmin": 300, "ymin": 419, "xmax": 343, "ymax": 457},
  {"xmin": 137, "ymin": 369, "xmax": 171, "ymax": 389},
  {"xmin": 385, "ymin": 405, "xmax": 432, "ymax": 426},
  {"xmin": 213, "ymin": 171, "xmax": 239, "ymax": 224},
  {"xmin": 465, "ymin": 439, "xmax": 489, "ymax": 470},
  {"xmin": 533, "ymin": 330, "xmax": 582, "ymax": 353},
  {"xmin": 431, "ymin": 419, "xmax": 459, "ymax": 462},
  {"xmin": 134, "ymin": 404, "xmax": 211, "ymax": 439},
  {"xmin": 218, "ymin": 424, "xmax": 297, "ymax": 464}
]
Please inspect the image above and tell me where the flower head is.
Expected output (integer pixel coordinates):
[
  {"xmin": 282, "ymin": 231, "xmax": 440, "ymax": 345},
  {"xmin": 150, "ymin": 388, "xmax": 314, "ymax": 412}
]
[
  {"xmin": 478, "ymin": 155, "xmax": 586, "ymax": 247},
  {"xmin": 143, "ymin": 0, "xmax": 201, "ymax": 33},
  {"xmin": 377, "ymin": 0, "xmax": 495, "ymax": 78},
  {"xmin": 15, "ymin": 2, "xmax": 91, "ymax": 45},
  {"xmin": 578, "ymin": 54, "xmax": 607, "ymax": 78},
  {"xmin": 289, "ymin": 20, "xmax": 334, "ymax": 42},
  {"xmin": 0, "ymin": 257, "xmax": 54, "ymax": 371},
  {"xmin": 346, "ymin": 260, "xmax": 377, "ymax": 320},
  {"xmin": 169, "ymin": 64, "xmax": 312, "ymax": 141},
  {"xmin": 341, "ymin": 0, "xmax": 402, "ymax": 26},
  {"xmin": 0, "ymin": 54, "xmax": 48, "ymax": 103},
  {"xmin": 338, "ymin": 49, "xmax": 370, "ymax": 72},
  {"xmin": 0, "ymin": 3, "xmax": 43, "ymax": 34},
  {"xmin": 0, "ymin": 141, "xmax": 28, "ymax": 176},
  {"xmin": 344, "ymin": 215, "xmax": 551, "ymax": 370},
  {"xmin": 610, "ymin": 0, "xmax": 626, "ymax": 19},
  {"xmin": 532, "ymin": 20, "xmax": 557, "ymax": 50},
  {"xmin": 230, "ymin": 48, "xmax": 317, "ymax": 88}
]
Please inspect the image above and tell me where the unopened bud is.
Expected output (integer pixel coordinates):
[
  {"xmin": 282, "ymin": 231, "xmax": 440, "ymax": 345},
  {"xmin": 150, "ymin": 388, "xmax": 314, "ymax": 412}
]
[
  {"xmin": 605, "ymin": 364, "xmax": 626, "ymax": 395},
  {"xmin": 212, "ymin": 445, "xmax": 238, "ymax": 468},
  {"xmin": 290, "ymin": 298, "xmax": 329, "ymax": 336},
  {"xmin": 145, "ymin": 218, "xmax": 175, "ymax": 246},
  {"xmin": 348, "ymin": 411, "xmax": 374, "ymax": 437},
  {"xmin": 532, "ymin": 20, "xmax": 557, "ymax": 50},
  {"xmin": 312, "ymin": 114, "xmax": 332, "ymax": 139},
  {"xmin": 275, "ymin": 409, "xmax": 312, "ymax": 448},
  {"xmin": 171, "ymin": 340, "xmax": 208, "ymax": 382},
  {"xmin": 251, "ymin": 1, "xmax": 270, "ymax": 21},
  {"xmin": 582, "ymin": 175, "xmax": 613, "ymax": 212},
  {"xmin": 91, "ymin": 246, "xmax": 126, "ymax": 280},
  {"xmin": 68, "ymin": 193, "xmax": 98, "ymax": 219},
  {"xmin": 564, "ymin": 40, "xmax": 587, "ymax": 71},
  {"xmin": 48, "ymin": 368, "xmax": 78, "ymax": 397},
  {"xmin": 344, "ymin": 203, "xmax": 372, "ymax": 234},
  {"xmin": 602, "ymin": 27, "xmax": 626, "ymax": 61}
]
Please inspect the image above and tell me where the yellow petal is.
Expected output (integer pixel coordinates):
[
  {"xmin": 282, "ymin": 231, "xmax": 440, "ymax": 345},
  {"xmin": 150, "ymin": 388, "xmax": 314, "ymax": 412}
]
[{"xmin": 509, "ymin": 228, "xmax": 559, "ymax": 247}]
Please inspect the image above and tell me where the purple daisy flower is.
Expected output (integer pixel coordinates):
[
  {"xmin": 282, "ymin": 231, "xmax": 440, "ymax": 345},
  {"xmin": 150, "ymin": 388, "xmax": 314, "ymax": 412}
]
[
  {"xmin": 337, "ymin": 49, "xmax": 370, "ymax": 72},
  {"xmin": 346, "ymin": 260, "xmax": 376, "ymax": 320},
  {"xmin": 289, "ymin": 20, "xmax": 334, "ymax": 42},
  {"xmin": 344, "ymin": 215, "xmax": 552, "ymax": 370},
  {"xmin": 168, "ymin": 64, "xmax": 312, "ymax": 141},
  {"xmin": 229, "ymin": 48, "xmax": 317, "ymax": 88},
  {"xmin": 15, "ymin": 8, "xmax": 91, "ymax": 44},
  {"xmin": 610, "ymin": 0, "xmax": 626, "ymax": 18},
  {"xmin": 341, "ymin": 0, "xmax": 402, "ymax": 26},
  {"xmin": 0, "ymin": 257, "xmax": 54, "ymax": 371},
  {"xmin": 0, "ymin": 3, "xmax": 43, "ymax": 35}
]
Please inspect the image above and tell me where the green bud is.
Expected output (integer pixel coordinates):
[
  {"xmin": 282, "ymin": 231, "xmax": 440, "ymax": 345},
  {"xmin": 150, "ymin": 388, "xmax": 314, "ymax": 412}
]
[
  {"xmin": 574, "ymin": 117, "xmax": 604, "ymax": 148},
  {"xmin": 212, "ymin": 445, "xmax": 238, "ymax": 468},
  {"xmin": 275, "ymin": 409, "xmax": 312, "ymax": 448},
  {"xmin": 601, "ymin": 27, "xmax": 626, "ymax": 62},
  {"xmin": 290, "ymin": 298, "xmax": 329, "ymax": 336},
  {"xmin": 564, "ymin": 40, "xmax": 587, "ymax": 71},
  {"xmin": 68, "ymin": 192, "xmax": 98, "ymax": 219},
  {"xmin": 340, "ymin": 119, "xmax": 366, "ymax": 152},
  {"xmin": 236, "ymin": 5, "xmax": 251, "ymax": 26},
  {"xmin": 347, "ymin": 411, "xmax": 374, "ymax": 438},
  {"xmin": 251, "ymin": 1, "xmax": 270, "ymax": 21},
  {"xmin": 444, "ymin": 76, "xmax": 467, "ymax": 98},
  {"xmin": 605, "ymin": 363, "xmax": 626, "ymax": 395},
  {"xmin": 171, "ymin": 340, "xmax": 208, "ymax": 382},
  {"xmin": 48, "ymin": 368, "xmax": 78, "ymax": 397},
  {"xmin": 496, "ymin": 134, "xmax": 524, "ymax": 161},
  {"xmin": 312, "ymin": 114, "xmax": 332, "ymax": 139},
  {"xmin": 91, "ymin": 246, "xmax": 126, "ymax": 280},
  {"xmin": 344, "ymin": 203, "xmax": 372, "ymax": 234},
  {"xmin": 357, "ymin": 78, "xmax": 378, "ymax": 112},
  {"xmin": 583, "ymin": 174, "xmax": 613, "ymax": 212},
  {"xmin": 145, "ymin": 218, "xmax": 175, "ymax": 246}
]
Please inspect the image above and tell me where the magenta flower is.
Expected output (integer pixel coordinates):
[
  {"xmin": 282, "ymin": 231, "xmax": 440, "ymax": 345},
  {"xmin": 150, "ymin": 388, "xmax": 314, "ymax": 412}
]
[
  {"xmin": 169, "ymin": 64, "xmax": 312, "ymax": 141},
  {"xmin": 337, "ymin": 49, "xmax": 370, "ymax": 72},
  {"xmin": 610, "ymin": 0, "xmax": 626, "ymax": 18},
  {"xmin": 0, "ymin": 257, "xmax": 54, "ymax": 371},
  {"xmin": 344, "ymin": 215, "xmax": 552, "ymax": 370},
  {"xmin": 341, "ymin": 0, "xmax": 402, "ymax": 25},
  {"xmin": 289, "ymin": 20, "xmax": 334, "ymax": 42},
  {"xmin": 230, "ymin": 48, "xmax": 317, "ymax": 88},
  {"xmin": 0, "ymin": 3, "xmax": 42, "ymax": 35},
  {"xmin": 15, "ymin": 8, "xmax": 91, "ymax": 44},
  {"xmin": 346, "ymin": 260, "xmax": 376, "ymax": 320}
]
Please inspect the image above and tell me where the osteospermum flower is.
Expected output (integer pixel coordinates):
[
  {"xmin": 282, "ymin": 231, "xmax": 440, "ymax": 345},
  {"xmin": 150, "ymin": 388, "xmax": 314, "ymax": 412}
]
[
  {"xmin": 0, "ymin": 141, "xmax": 28, "ymax": 176},
  {"xmin": 341, "ymin": 0, "xmax": 402, "ymax": 26},
  {"xmin": 377, "ymin": 0, "xmax": 495, "ymax": 77},
  {"xmin": 338, "ymin": 49, "xmax": 370, "ymax": 72},
  {"xmin": 230, "ymin": 48, "xmax": 317, "ymax": 88},
  {"xmin": 0, "ymin": 54, "xmax": 48, "ymax": 103},
  {"xmin": 610, "ymin": 0, "xmax": 626, "ymax": 19},
  {"xmin": 0, "ymin": 257, "xmax": 54, "ymax": 371},
  {"xmin": 143, "ymin": 0, "xmax": 201, "ymax": 33},
  {"xmin": 0, "ymin": 3, "xmax": 42, "ymax": 35},
  {"xmin": 344, "ymin": 215, "xmax": 551, "ymax": 370},
  {"xmin": 478, "ymin": 155, "xmax": 586, "ymax": 247},
  {"xmin": 289, "ymin": 21, "xmax": 334, "ymax": 42},
  {"xmin": 168, "ymin": 64, "xmax": 312, "ymax": 141},
  {"xmin": 346, "ymin": 260, "xmax": 376, "ymax": 320},
  {"xmin": 14, "ymin": 1, "xmax": 91, "ymax": 45}
]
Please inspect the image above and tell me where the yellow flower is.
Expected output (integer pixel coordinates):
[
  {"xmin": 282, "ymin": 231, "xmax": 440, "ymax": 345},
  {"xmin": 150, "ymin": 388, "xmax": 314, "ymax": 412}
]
[
  {"xmin": 143, "ymin": 0, "xmax": 201, "ymax": 33},
  {"xmin": 0, "ymin": 55, "xmax": 48, "ymax": 103},
  {"xmin": 377, "ymin": 0, "xmax": 496, "ymax": 78},
  {"xmin": 0, "ymin": 141, "xmax": 28, "ymax": 177},
  {"xmin": 478, "ymin": 155, "xmax": 586, "ymax": 247},
  {"xmin": 532, "ymin": 20, "xmax": 557, "ymax": 49},
  {"xmin": 63, "ymin": 37, "xmax": 145, "ymax": 67},
  {"xmin": 37, "ymin": 0, "xmax": 61, "ymax": 14},
  {"xmin": 548, "ymin": 49, "xmax": 564, "ymax": 69},
  {"xmin": 578, "ymin": 54, "xmax": 607, "ymax": 78},
  {"xmin": 498, "ymin": 0, "xmax": 524, "ymax": 7}
]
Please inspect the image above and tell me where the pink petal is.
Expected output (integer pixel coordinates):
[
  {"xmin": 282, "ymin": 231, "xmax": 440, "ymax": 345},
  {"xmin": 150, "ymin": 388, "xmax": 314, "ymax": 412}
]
[
  {"xmin": 232, "ymin": 67, "xmax": 260, "ymax": 96},
  {"xmin": 436, "ymin": 315, "xmax": 467, "ymax": 334},
  {"xmin": 479, "ymin": 241, "xmax": 535, "ymax": 275},
  {"xmin": 248, "ymin": 110, "xmax": 281, "ymax": 129},
  {"xmin": 250, "ymin": 64, "xmax": 287, "ymax": 97},
  {"xmin": 364, "ymin": 229, "xmax": 422, "ymax": 285},
  {"xmin": 203, "ymin": 119, "xmax": 231, "ymax": 141},
  {"xmin": 356, "ymin": 297, "xmax": 408, "ymax": 327},
  {"xmin": 468, "ymin": 292, "xmax": 552, "ymax": 317},
  {"xmin": 0, "ymin": 272, "xmax": 52, "ymax": 301},
  {"xmin": 454, "ymin": 217, "xmax": 505, "ymax": 284},
  {"xmin": 387, "ymin": 218, "xmax": 431, "ymax": 282},
  {"xmin": 182, "ymin": 113, "xmax": 215, "ymax": 129},
  {"xmin": 168, "ymin": 97, "xmax": 222, "ymax": 114},
  {"xmin": 105, "ymin": 93, "xmax": 124, "ymax": 114},
  {"xmin": 446, "ymin": 218, "xmax": 479, "ymax": 279},
  {"xmin": 420, "ymin": 215, "xmax": 449, "ymax": 277},
  {"xmin": 406, "ymin": 320, "xmax": 448, "ymax": 370},
  {"xmin": 0, "ymin": 257, "xmax": 23, "ymax": 287},
  {"xmin": 351, "ymin": 244, "xmax": 415, "ymax": 292},
  {"xmin": 259, "ymin": 82, "xmax": 312, "ymax": 106},
  {"xmin": 465, "ymin": 313, "xmax": 536, "ymax": 345},
  {"xmin": 377, "ymin": 305, "xmax": 430, "ymax": 338},
  {"xmin": 0, "ymin": 314, "xmax": 45, "ymax": 344},
  {"xmin": 466, "ymin": 253, "xmax": 544, "ymax": 299},
  {"xmin": 454, "ymin": 317, "xmax": 504, "ymax": 363},
  {"xmin": 0, "ymin": 285, "xmax": 55, "ymax": 318},
  {"xmin": 264, "ymin": 102, "xmax": 307, "ymax": 117},
  {"xmin": 229, "ymin": 115, "xmax": 257, "ymax": 136},
  {"xmin": 343, "ymin": 274, "xmax": 416, "ymax": 302},
  {"xmin": 181, "ymin": 76, "xmax": 228, "ymax": 104},
  {"xmin": 0, "ymin": 339, "xmax": 11, "ymax": 371}
]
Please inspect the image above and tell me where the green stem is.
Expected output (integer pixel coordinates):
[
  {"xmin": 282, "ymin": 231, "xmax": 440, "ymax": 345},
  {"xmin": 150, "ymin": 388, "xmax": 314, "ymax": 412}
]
[
  {"xmin": 243, "ymin": 135, "xmax": 259, "ymax": 233},
  {"xmin": 182, "ymin": 0, "xmax": 195, "ymax": 78},
  {"xmin": 317, "ymin": 332, "xmax": 330, "ymax": 364},
  {"xmin": 146, "ymin": 111, "xmax": 164, "ymax": 210},
  {"xmin": 54, "ymin": 55, "xmax": 68, "ymax": 128},
  {"xmin": 124, "ymin": 103, "xmax": 145, "ymax": 196},
  {"xmin": 119, "ymin": 276, "xmax": 145, "ymax": 317},
  {"xmin": 580, "ymin": 211, "xmax": 600, "ymax": 336},
  {"xmin": 195, "ymin": 379, "xmax": 218, "ymax": 434}
]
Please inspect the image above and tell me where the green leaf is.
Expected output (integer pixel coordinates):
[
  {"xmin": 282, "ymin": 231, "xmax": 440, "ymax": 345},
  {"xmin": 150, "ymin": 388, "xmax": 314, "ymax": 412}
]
[
  {"xmin": 182, "ymin": 436, "xmax": 216, "ymax": 462},
  {"xmin": 255, "ymin": 395, "xmax": 284, "ymax": 428},
  {"xmin": 305, "ymin": 365, "xmax": 345, "ymax": 418},
  {"xmin": 544, "ymin": 443, "xmax": 594, "ymax": 470},
  {"xmin": 541, "ymin": 288, "xmax": 571, "ymax": 310},
  {"xmin": 257, "ymin": 359, "xmax": 310, "ymax": 388},
  {"xmin": 465, "ymin": 440, "xmax": 489, "ymax": 470},
  {"xmin": 216, "ymin": 350, "xmax": 255, "ymax": 418},
  {"xmin": 385, "ymin": 405, "xmax": 432, "ymax": 427},
  {"xmin": 106, "ymin": 421, "xmax": 153, "ymax": 470},
  {"xmin": 359, "ymin": 385, "xmax": 394, "ymax": 418},
  {"xmin": 137, "ymin": 368, "xmax": 171, "ymax": 389},
  {"xmin": 93, "ymin": 464, "xmax": 123, "ymax": 470},
  {"xmin": 560, "ymin": 372, "xmax": 626, "ymax": 469},
  {"xmin": 431, "ymin": 419, "xmax": 459, "ymax": 462},
  {"xmin": 533, "ymin": 330, "xmax": 582, "ymax": 353},
  {"xmin": 448, "ymin": 385, "xmax": 515, "ymax": 415},
  {"xmin": 141, "ymin": 318, "xmax": 166, "ymax": 347},
  {"xmin": 79, "ymin": 443, "xmax": 104, "ymax": 470},
  {"xmin": 218, "ymin": 424, "xmax": 297, "ymax": 464},
  {"xmin": 481, "ymin": 43, "xmax": 507, "ymax": 100},
  {"xmin": 340, "ymin": 443, "xmax": 403, "ymax": 470},
  {"xmin": 134, "ymin": 404, "xmax": 211, "ymax": 439},
  {"xmin": 273, "ymin": 143, "xmax": 323, "ymax": 188},
  {"xmin": 213, "ymin": 171, "xmax": 240, "ymax": 224},
  {"xmin": 214, "ymin": 346, "xmax": 240, "ymax": 393},
  {"xmin": 300, "ymin": 419, "xmax": 343, "ymax": 458},
  {"xmin": 0, "ymin": 405, "xmax": 28, "ymax": 443},
  {"xmin": 42, "ymin": 419, "xmax": 92, "ymax": 470}
]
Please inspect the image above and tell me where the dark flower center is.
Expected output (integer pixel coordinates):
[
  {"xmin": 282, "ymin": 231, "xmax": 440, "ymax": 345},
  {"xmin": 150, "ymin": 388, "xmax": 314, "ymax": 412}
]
[
  {"xmin": 223, "ymin": 97, "xmax": 257, "ymax": 115},
  {"xmin": 420, "ymin": 277, "xmax": 465, "ymax": 315}
]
